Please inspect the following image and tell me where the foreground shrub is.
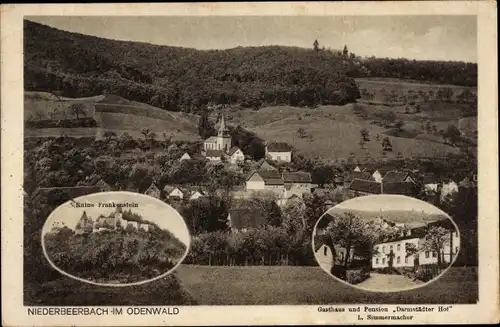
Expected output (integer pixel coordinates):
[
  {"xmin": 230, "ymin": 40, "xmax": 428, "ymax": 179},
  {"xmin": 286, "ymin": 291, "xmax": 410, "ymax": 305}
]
[{"xmin": 346, "ymin": 267, "xmax": 370, "ymax": 284}]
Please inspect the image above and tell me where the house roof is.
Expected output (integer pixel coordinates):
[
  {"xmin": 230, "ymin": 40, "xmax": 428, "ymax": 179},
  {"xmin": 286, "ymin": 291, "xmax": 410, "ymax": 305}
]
[
  {"xmin": 205, "ymin": 136, "xmax": 218, "ymax": 143},
  {"xmin": 205, "ymin": 150, "xmax": 224, "ymax": 158},
  {"xmin": 94, "ymin": 179, "xmax": 111, "ymax": 188},
  {"xmin": 348, "ymin": 179, "xmax": 381, "ymax": 194},
  {"xmin": 146, "ymin": 183, "xmax": 160, "ymax": 192},
  {"xmin": 382, "ymin": 182, "xmax": 416, "ymax": 195},
  {"xmin": 363, "ymin": 166, "xmax": 392, "ymax": 176},
  {"xmin": 382, "ymin": 171, "xmax": 412, "ymax": 183},
  {"xmin": 259, "ymin": 170, "xmax": 284, "ymax": 185},
  {"xmin": 282, "ymin": 171, "xmax": 312, "ymax": 183},
  {"xmin": 266, "ymin": 142, "xmax": 292, "ymax": 152},
  {"xmin": 228, "ymin": 146, "xmax": 242, "ymax": 156},
  {"xmin": 258, "ymin": 160, "xmax": 277, "ymax": 171},
  {"xmin": 228, "ymin": 208, "xmax": 268, "ymax": 229},
  {"xmin": 345, "ymin": 171, "xmax": 373, "ymax": 182}
]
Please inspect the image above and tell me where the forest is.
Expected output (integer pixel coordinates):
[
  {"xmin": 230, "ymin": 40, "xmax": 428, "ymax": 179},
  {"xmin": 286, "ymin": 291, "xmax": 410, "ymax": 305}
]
[{"xmin": 24, "ymin": 20, "xmax": 477, "ymax": 113}]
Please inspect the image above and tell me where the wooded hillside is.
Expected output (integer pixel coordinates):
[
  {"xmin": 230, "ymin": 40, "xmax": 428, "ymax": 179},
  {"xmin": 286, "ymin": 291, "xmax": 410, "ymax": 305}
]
[{"xmin": 24, "ymin": 20, "xmax": 476, "ymax": 114}]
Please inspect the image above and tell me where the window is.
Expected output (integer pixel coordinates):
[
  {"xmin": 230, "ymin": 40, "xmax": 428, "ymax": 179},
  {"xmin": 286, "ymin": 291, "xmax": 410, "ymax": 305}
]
[
  {"xmin": 376, "ymin": 258, "xmax": 379, "ymax": 264},
  {"xmin": 375, "ymin": 246, "xmax": 379, "ymax": 252},
  {"xmin": 432, "ymin": 252, "xmax": 437, "ymax": 258},
  {"xmin": 323, "ymin": 247, "xmax": 327, "ymax": 256},
  {"xmin": 382, "ymin": 258, "xmax": 386, "ymax": 264},
  {"xmin": 397, "ymin": 244, "xmax": 401, "ymax": 251},
  {"xmin": 455, "ymin": 246, "xmax": 459, "ymax": 253},
  {"xmin": 390, "ymin": 245, "xmax": 393, "ymax": 250},
  {"xmin": 397, "ymin": 256, "xmax": 401, "ymax": 264},
  {"xmin": 425, "ymin": 251, "xmax": 430, "ymax": 258},
  {"xmin": 405, "ymin": 257, "xmax": 408, "ymax": 264},
  {"xmin": 382, "ymin": 246, "xmax": 385, "ymax": 252}
]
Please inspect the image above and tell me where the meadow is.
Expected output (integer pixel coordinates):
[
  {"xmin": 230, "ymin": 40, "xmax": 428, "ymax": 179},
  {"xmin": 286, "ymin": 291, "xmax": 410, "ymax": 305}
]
[
  {"xmin": 24, "ymin": 273, "xmax": 197, "ymax": 306},
  {"xmin": 176, "ymin": 265, "xmax": 478, "ymax": 305}
]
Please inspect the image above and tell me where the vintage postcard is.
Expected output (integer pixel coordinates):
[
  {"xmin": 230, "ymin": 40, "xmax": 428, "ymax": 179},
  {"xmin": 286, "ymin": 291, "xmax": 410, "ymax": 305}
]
[{"xmin": 1, "ymin": 2, "xmax": 498, "ymax": 326}]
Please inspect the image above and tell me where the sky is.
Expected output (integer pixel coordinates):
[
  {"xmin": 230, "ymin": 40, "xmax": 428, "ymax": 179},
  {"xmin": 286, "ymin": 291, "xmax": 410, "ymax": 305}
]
[
  {"xmin": 42, "ymin": 192, "xmax": 191, "ymax": 245},
  {"xmin": 27, "ymin": 15, "xmax": 477, "ymax": 62},
  {"xmin": 333, "ymin": 194, "xmax": 446, "ymax": 215}
]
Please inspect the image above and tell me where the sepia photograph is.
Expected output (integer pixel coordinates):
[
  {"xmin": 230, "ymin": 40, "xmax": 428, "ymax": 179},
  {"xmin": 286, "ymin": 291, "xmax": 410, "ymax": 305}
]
[
  {"xmin": 41, "ymin": 192, "xmax": 190, "ymax": 287},
  {"xmin": 2, "ymin": 3, "xmax": 496, "ymax": 325},
  {"xmin": 21, "ymin": 14, "xmax": 480, "ymax": 306},
  {"xmin": 313, "ymin": 195, "xmax": 460, "ymax": 293}
]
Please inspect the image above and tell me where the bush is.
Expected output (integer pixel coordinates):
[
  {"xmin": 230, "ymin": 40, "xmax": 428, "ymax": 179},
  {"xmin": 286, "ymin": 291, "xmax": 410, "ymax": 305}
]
[
  {"xmin": 331, "ymin": 265, "xmax": 347, "ymax": 280},
  {"xmin": 372, "ymin": 266, "xmax": 401, "ymax": 275},
  {"xmin": 346, "ymin": 267, "xmax": 370, "ymax": 284},
  {"xmin": 414, "ymin": 264, "xmax": 447, "ymax": 282},
  {"xmin": 25, "ymin": 117, "xmax": 97, "ymax": 129}
]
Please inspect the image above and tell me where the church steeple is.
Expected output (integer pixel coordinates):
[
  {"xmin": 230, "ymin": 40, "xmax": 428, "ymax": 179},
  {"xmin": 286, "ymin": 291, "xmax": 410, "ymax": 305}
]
[{"xmin": 218, "ymin": 112, "xmax": 226, "ymax": 136}]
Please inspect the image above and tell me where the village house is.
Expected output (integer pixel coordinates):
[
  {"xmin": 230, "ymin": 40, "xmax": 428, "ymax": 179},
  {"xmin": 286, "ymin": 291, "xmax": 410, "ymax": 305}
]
[
  {"xmin": 422, "ymin": 173, "xmax": 440, "ymax": 192},
  {"xmin": 189, "ymin": 190, "xmax": 207, "ymax": 201},
  {"xmin": 227, "ymin": 208, "xmax": 268, "ymax": 233},
  {"xmin": 343, "ymin": 171, "xmax": 374, "ymax": 187},
  {"xmin": 282, "ymin": 171, "xmax": 313, "ymax": 198},
  {"xmin": 203, "ymin": 113, "xmax": 232, "ymax": 153},
  {"xmin": 440, "ymin": 179, "xmax": 459, "ymax": 200},
  {"xmin": 228, "ymin": 147, "xmax": 245, "ymax": 165},
  {"xmin": 372, "ymin": 219, "xmax": 459, "ymax": 269},
  {"xmin": 179, "ymin": 152, "xmax": 192, "ymax": 161},
  {"xmin": 382, "ymin": 171, "xmax": 417, "ymax": 184},
  {"xmin": 144, "ymin": 182, "xmax": 161, "ymax": 198},
  {"xmin": 348, "ymin": 178, "xmax": 382, "ymax": 195},
  {"xmin": 246, "ymin": 170, "xmax": 285, "ymax": 192},
  {"xmin": 163, "ymin": 186, "xmax": 185, "ymax": 200},
  {"xmin": 255, "ymin": 159, "xmax": 278, "ymax": 171},
  {"xmin": 362, "ymin": 167, "xmax": 391, "ymax": 183},
  {"xmin": 265, "ymin": 142, "xmax": 293, "ymax": 163}
]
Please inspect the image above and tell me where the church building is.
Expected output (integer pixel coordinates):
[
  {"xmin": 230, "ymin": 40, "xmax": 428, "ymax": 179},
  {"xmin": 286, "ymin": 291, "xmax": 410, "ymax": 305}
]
[{"xmin": 203, "ymin": 113, "xmax": 232, "ymax": 153}]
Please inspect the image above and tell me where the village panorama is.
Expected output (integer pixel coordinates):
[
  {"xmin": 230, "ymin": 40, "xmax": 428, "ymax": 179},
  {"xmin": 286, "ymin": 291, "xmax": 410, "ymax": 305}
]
[{"xmin": 23, "ymin": 17, "xmax": 478, "ymax": 305}]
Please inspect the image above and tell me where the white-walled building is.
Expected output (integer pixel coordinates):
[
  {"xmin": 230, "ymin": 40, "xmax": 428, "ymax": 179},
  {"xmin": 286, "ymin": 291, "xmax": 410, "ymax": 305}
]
[
  {"xmin": 228, "ymin": 147, "xmax": 245, "ymax": 165},
  {"xmin": 265, "ymin": 142, "xmax": 292, "ymax": 162},
  {"xmin": 203, "ymin": 113, "xmax": 232, "ymax": 153}
]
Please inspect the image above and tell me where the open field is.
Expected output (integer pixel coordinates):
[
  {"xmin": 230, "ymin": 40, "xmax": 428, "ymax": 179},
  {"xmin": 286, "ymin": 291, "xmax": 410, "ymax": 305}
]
[
  {"xmin": 176, "ymin": 265, "xmax": 478, "ymax": 305},
  {"xmin": 229, "ymin": 104, "xmax": 460, "ymax": 161},
  {"xmin": 24, "ymin": 91, "xmax": 199, "ymax": 141},
  {"xmin": 24, "ymin": 273, "xmax": 197, "ymax": 306}
]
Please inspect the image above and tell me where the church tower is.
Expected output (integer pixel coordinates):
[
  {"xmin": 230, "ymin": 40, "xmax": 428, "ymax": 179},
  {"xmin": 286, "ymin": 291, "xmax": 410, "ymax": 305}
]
[{"xmin": 216, "ymin": 112, "xmax": 232, "ymax": 152}]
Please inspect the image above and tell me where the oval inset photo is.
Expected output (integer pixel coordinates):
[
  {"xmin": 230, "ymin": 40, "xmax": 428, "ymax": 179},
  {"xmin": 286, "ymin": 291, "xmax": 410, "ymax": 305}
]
[
  {"xmin": 313, "ymin": 194, "xmax": 460, "ymax": 292},
  {"xmin": 42, "ymin": 191, "xmax": 190, "ymax": 287}
]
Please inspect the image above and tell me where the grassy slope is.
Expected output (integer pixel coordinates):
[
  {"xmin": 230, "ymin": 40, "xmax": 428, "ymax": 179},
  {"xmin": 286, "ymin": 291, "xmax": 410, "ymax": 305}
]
[
  {"xmin": 176, "ymin": 265, "xmax": 477, "ymax": 305},
  {"xmin": 24, "ymin": 273, "xmax": 197, "ymax": 306},
  {"xmin": 230, "ymin": 104, "xmax": 459, "ymax": 161},
  {"xmin": 24, "ymin": 91, "xmax": 199, "ymax": 141},
  {"xmin": 226, "ymin": 78, "xmax": 476, "ymax": 160}
]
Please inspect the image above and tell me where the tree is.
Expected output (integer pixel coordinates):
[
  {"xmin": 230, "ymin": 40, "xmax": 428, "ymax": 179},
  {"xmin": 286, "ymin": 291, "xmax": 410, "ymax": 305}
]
[
  {"xmin": 198, "ymin": 111, "xmax": 216, "ymax": 139},
  {"xmin": 343, "ymin": 45, "xmax": 349, "ymax": 57},
  {"xmin": 443, "ymin": 124, "xmax": 462, "ymax": 144},
  {"xmin": 420, "ymin": 226, "xmax": 450, "ymax": 267},
  {"xmin": 360, "ymin": 128, "xmax": 370, "ymax": 142},
  {"xmin": 382, "ymin": 137, "xmax": 392, "ymax": 151},
  {"xmin": 425, "ymin": 120, "xmax": 433, "ymax": 134},
  {"xmin": 70, "ymin": 103, "xmax": 86, "ymax": 120},
  {"xmin": 394, "ymin": 119, "xmax": 404, "ymax": 132},
  {"xmin": 103, "ymin": 131, "xmax": 117, "ymax": 142},
  {"xmin": 141, "ymin": 128, "xmax": 152, "ymax": 140},
  {"xmin": 313, "ymin": 39, "xmax": 320, "ymax": 52}
]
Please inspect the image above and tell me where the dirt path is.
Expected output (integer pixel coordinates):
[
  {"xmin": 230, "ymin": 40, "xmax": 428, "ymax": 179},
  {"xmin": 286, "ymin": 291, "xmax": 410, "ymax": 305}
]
[{"xmin": 356, "ymin": 273, "xmax": 420, "ymax": 292}]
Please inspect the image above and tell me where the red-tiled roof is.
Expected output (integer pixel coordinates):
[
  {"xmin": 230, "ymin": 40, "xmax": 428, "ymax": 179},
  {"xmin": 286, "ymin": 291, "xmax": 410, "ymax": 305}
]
[
  {"xmin": 228, "ymin": 208, "xmax": 268, "ymax": 229},
  {"xmin": 349, "ymin": 179, "xmax": 381, "ymax": 194}
]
